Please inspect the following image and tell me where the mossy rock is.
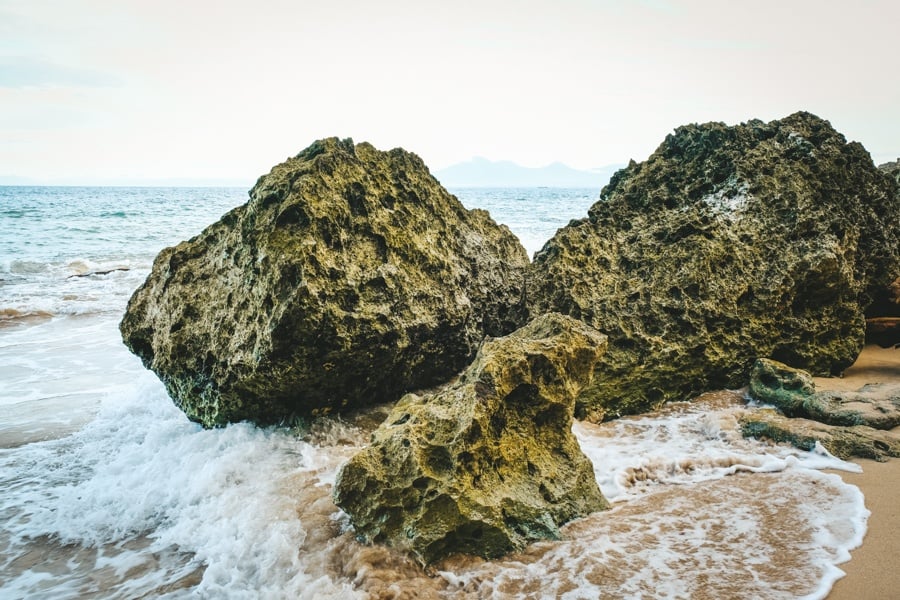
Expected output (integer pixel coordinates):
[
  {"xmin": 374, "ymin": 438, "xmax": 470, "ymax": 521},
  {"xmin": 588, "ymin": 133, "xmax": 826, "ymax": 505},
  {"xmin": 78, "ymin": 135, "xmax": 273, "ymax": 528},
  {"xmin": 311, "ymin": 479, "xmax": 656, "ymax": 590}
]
[
  {"xmin": 121, "ymin": 138, "xmax": 530, "ymax": 427},
  {"xmin": 749, "ymin": 357, "xmax": 900, "ymax": 429},
  {"xmin": 741, "ymin": 409, "xmax": 900, "ymax": 462},
  {"xmin": 333, "ymin": 313, "xmax": 609, "ymax": 564},
  {"xmin": 529, "ymin": 112, "xmax": 900, "ymax": 420}
]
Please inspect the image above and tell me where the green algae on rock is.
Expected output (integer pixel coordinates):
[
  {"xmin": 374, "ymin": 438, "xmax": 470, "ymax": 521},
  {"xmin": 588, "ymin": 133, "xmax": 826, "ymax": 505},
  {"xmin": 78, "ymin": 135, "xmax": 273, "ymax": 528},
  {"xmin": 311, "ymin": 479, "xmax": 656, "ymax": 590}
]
[
  {"xmin": 528, "ymin": 112, "xmax": 900, "ymax": 421},
  {"xmin": 741, "ymin": 409, "xmax": 900, "ymax": 462},
  {"xmin": 120, "ymin": 138, "xmax": 530, "ymax": 427},
  {"xmin": 748, "ymin": 358, "xmax": 816, "ymax": 416},
  {"xmin": 749, "ymin": 357, "xmax": 900, "ymax": 429},
  {"xmin": 332, "ymin": 313, "xmax": 609, "ymax": 564}
]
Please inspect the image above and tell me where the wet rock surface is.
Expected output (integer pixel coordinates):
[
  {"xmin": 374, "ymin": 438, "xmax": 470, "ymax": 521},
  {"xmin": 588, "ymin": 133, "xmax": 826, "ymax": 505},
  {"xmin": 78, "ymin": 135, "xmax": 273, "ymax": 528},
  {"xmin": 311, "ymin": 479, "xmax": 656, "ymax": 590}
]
[
  {"xmin": 750, "ymin": 358, "xmax": 900, "ymax": 429},
  {"xmin": 120, "ymin": 138, "xmax": 530, "ymax": 427},
  {"xmin": 529, "ymin": 112, "xmax": 900, "ymax": 420},
  {"xmin": 744, "ymin": 357, "xmax": 900, "ymax": 459},
  {"xmin": 741, "ymin": 409, "xmax": 900, "ymax": 462},
  {"xmin": 332, "ymin": 313, "xmax": 609, "ymax": 564}
]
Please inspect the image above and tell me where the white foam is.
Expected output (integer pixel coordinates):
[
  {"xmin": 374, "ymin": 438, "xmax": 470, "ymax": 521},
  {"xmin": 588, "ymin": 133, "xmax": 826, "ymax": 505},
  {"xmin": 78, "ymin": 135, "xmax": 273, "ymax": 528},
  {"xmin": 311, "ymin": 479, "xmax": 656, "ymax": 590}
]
[{"xmin": 0, "ymin": 374, "xmax": 367, "ymax": 599}]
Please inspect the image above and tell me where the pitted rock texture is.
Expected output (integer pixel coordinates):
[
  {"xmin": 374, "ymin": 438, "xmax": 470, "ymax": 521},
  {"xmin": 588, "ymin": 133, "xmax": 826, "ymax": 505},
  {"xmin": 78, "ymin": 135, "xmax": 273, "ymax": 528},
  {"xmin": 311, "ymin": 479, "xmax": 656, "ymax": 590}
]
[
  {"xmin": 867, "ymin": 160, "xmax": 900, "ymax": 326},
  {"xmin": 120, "ymin": 138, "xmax": 530, "ymax": 427},
  {"xmin": 879, "ymin": 158, "xmax": 900, "ymax": 186},
  {"xmin": 748, "ymin": 358, "xmax": 816, "ymax": 415},
  {"xmin": 332, "ymin": 313, "xmax": 609, "ymax": 564},
  {"xmin": 529, "ymin": 112, "xmax": 900, "ymax": 420}
]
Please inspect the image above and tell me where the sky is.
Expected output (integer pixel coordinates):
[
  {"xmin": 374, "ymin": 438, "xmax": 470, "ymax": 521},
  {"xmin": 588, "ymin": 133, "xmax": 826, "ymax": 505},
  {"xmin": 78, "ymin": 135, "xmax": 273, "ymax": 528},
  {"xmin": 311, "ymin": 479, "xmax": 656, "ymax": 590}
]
[{"xmin": 1, "ymin": 0, "xmax": 898, "ymax": 184}]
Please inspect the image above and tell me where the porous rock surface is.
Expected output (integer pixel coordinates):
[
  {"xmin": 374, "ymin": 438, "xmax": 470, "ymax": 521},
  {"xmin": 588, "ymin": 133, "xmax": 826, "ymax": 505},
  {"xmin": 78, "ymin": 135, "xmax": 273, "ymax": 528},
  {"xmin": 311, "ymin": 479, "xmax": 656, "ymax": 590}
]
[
  {"xmin": 867, "ymin": 159, "xmax": 900, "ymax": 344},
  {"xmin": 332, "ymin": 313, "xmax": 609, "ymax": 564},
  {"xmin": 529, "ymin": 112, "xmax": 900, "ymax": 420},
  {"xmin": 879, "ymin": 158, "xmax": 900, "ymax": 186},
  {"xmin": 120, "ymin": 138, "xmax": 530, "ymax": 427}
]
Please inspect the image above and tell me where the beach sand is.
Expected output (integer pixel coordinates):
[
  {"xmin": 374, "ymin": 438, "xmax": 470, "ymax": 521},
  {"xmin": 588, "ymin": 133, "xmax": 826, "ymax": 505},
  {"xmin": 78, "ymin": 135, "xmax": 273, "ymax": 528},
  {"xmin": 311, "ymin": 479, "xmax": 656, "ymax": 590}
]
[{"xmin": 815, "ymin": 345, "xmax": 900, "ymax": 600}]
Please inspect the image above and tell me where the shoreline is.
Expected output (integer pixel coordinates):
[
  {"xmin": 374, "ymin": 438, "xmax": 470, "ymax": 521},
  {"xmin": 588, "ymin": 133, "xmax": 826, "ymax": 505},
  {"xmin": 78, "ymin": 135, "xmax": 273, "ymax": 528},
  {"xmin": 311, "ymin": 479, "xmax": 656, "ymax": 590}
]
[
  {"xmin": 827, "ymin": 458, "xmax": 900, "ymax": 599},
  {"xmin": 815, "ymin": 345, "xmax": 900, "ymax": 599}
]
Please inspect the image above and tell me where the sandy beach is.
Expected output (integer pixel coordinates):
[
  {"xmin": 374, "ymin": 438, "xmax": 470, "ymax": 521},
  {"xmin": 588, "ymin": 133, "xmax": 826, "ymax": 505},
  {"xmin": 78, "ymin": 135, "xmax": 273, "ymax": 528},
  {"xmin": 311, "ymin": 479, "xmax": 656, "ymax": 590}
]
[{"xmin": 815, "ymin": 345, "xmax": 900, "ymax": 600}]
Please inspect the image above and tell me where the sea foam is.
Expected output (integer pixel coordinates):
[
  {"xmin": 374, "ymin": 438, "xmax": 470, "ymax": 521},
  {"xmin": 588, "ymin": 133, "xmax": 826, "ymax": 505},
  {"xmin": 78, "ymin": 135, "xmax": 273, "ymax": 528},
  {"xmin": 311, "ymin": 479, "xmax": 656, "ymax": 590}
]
[{"xmin": 0, "ymin": 383, "xmax": 869, "ymax": 599}]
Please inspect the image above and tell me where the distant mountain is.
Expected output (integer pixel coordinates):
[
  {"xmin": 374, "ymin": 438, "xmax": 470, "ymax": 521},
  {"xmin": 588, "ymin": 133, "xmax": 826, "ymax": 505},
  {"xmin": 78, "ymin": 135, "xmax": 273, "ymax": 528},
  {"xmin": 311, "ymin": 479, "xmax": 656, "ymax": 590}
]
[{"xmin": 434, "ymin": 157, "xmax": 622, "ymax": 188}]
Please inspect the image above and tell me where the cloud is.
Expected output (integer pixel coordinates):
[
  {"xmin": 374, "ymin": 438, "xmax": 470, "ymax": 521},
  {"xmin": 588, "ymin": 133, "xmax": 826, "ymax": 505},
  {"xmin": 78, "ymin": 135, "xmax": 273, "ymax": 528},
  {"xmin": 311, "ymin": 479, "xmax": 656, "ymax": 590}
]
[{"xmin": 0, "ymin": 56, "xmax": 120, "ymax": 89}]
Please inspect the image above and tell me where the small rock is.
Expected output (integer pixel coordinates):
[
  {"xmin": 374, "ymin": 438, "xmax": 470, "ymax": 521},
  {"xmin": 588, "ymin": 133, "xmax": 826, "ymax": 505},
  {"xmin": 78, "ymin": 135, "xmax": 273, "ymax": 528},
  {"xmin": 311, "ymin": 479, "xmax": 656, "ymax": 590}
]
[
  {"xmin": 333, "ymin": 313, "xmax": 609, "ymax": 564},
  {"xmin": 749, "ymin": 357, "xmax": 900, "ymax": 428},
  {"xmin": 748, "ymin": 358, "xmax": 816, "ymax": 415},
  {"xmin": 741, "ymin": 409, "xmax": 900, "ymax": 462}
]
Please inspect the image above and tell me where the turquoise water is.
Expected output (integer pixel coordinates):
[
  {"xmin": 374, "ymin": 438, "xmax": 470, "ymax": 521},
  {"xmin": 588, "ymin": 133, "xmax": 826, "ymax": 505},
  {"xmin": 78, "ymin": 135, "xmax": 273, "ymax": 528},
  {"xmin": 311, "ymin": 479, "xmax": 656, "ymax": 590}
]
[{"xmin": 0, "ymin": 186, "xmax": 868, "ymax": 599}]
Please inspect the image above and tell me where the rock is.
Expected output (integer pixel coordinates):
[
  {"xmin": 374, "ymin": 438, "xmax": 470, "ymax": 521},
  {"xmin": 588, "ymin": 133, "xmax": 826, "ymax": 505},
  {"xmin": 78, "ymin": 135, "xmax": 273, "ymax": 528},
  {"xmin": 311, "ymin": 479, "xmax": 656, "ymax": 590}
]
[
  {"xmin": 332, "ymin": 313, "xmax": 609, "ymax": 564},
  {"xmin": 741, "ymin": 409, "xmax": 900, "ymax": 462},
  {"xmin": 748, "ymin": 358, "xmax": 817, "ymax": 415},
  {"xmin": 867, "ymin": 317, "xmax": 900, "ymax": 348},
  {"xmin": 120, "ymin": 138, "xmax": 530, "ymax": 427},
  {"xmin": 866, "ymin": 160, "xmax": 900, "ymax": 329},
  {"xmin": 879, "ymin": 158, "xmax": 900, "ymax": 186},
  {"xmin": 528, "ymin": 112, "xmax": 900, "ymax": 420},
  {"xmin": 749, "ymin": 357, "xmax": 900, "ymax": 428}
]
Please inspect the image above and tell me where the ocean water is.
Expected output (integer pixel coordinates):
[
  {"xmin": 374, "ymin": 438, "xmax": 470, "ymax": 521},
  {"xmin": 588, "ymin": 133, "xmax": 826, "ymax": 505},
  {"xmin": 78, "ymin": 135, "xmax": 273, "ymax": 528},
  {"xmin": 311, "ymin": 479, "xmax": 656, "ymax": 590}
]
[{"xmin": 0, "ymin": 185, "xmax": 868, "ymax": 599}]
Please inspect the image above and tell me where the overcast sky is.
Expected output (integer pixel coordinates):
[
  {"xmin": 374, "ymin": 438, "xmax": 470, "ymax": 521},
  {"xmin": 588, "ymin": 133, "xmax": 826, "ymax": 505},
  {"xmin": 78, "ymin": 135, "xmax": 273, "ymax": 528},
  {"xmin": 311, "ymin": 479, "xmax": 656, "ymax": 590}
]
[{"xmin": 1, "ymin": 0, "xmax": 897, "ymax": 183}]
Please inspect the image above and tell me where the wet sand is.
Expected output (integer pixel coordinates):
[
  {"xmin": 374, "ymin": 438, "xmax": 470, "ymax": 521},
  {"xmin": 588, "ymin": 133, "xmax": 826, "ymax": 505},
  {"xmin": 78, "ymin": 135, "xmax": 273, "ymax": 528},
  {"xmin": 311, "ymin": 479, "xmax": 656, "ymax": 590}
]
[
  {"xmin": 828, "ymin": 458, "xmax": 900, "ymax": 599},
  {"xmin": 817, "ymin": 345, "xmax": 900, "ymax": 600}
]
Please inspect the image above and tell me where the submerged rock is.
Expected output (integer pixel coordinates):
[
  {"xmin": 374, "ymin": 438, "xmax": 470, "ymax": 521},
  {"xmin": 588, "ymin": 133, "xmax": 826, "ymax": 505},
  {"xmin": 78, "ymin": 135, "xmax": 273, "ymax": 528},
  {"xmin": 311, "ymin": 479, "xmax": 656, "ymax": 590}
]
[
  {"xmin": 332, "ymin": 313, "xmax": 609, "ymax": 564},
  {"xmin": 120, "ymin": 138, "xmax": 530, "ymax": 427},
  {"xmin": 749, "ymin": 357, "xmax": 900, "ymax": 429},
  {"xmin": 529, "ymin": 112, "xmax": 900, "ymax": 420}
]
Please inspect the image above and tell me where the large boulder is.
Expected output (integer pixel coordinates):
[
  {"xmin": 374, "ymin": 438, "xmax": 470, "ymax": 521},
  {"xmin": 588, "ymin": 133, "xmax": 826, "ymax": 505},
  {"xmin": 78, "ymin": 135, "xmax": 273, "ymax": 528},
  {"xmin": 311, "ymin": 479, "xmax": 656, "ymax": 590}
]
[
  {"xmin": 120, "ymin": 138, "xmax": 530, "ymax": 427},
  {"xmin": 529, "ymin": 112, "xmax": 900, "ymax": 420},
  {"xmin": 867, "ymin": 159, "xmax": 900, "ymax": 339},
  {"xmin": 332, "ymin": 313, "xmax": 609, "ymax": 564}
]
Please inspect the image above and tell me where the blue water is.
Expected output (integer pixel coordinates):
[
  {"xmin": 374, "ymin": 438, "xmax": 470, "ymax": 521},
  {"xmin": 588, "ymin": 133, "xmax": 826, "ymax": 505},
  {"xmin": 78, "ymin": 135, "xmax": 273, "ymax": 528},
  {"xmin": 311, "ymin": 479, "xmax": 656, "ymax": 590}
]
[{"xmin": 0, "ymin": 185, "xmax": 869, "ymax": 599}]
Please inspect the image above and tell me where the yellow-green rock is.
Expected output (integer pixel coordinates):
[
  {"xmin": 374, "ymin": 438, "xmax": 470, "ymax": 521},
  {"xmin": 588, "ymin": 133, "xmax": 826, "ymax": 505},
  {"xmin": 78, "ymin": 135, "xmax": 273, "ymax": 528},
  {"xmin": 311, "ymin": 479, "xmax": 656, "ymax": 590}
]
[
  {"xmin": 529, "ymin": 112, "xmax": 900, "ymax": 420},
  {"xmin": 120, "ymin": 138, "xmax": 530, "ymax": 427},
  {"xmin": 333, "ymin": 313, "xmax": 609, "ymax": 564}
]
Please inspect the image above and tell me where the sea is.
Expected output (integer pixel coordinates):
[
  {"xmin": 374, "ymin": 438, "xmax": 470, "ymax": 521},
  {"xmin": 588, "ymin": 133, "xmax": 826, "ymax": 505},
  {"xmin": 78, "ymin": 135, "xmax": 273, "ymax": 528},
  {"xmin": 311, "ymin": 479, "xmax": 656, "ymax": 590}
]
[{"xmin": 0, "ymin": 185, "xmax": 869, "ymax": 599}]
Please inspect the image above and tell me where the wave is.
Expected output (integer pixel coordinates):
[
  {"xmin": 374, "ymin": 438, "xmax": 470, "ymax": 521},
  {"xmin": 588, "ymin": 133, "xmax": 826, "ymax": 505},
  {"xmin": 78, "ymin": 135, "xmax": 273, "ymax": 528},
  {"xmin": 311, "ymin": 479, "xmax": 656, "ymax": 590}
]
[
  {"xmin": 0, "ymin": 307, "xmax": 55, "ymax": 324},
  {"xmin": 0, "ymin": 383, "xmax": 868, "ymax": 599}
]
